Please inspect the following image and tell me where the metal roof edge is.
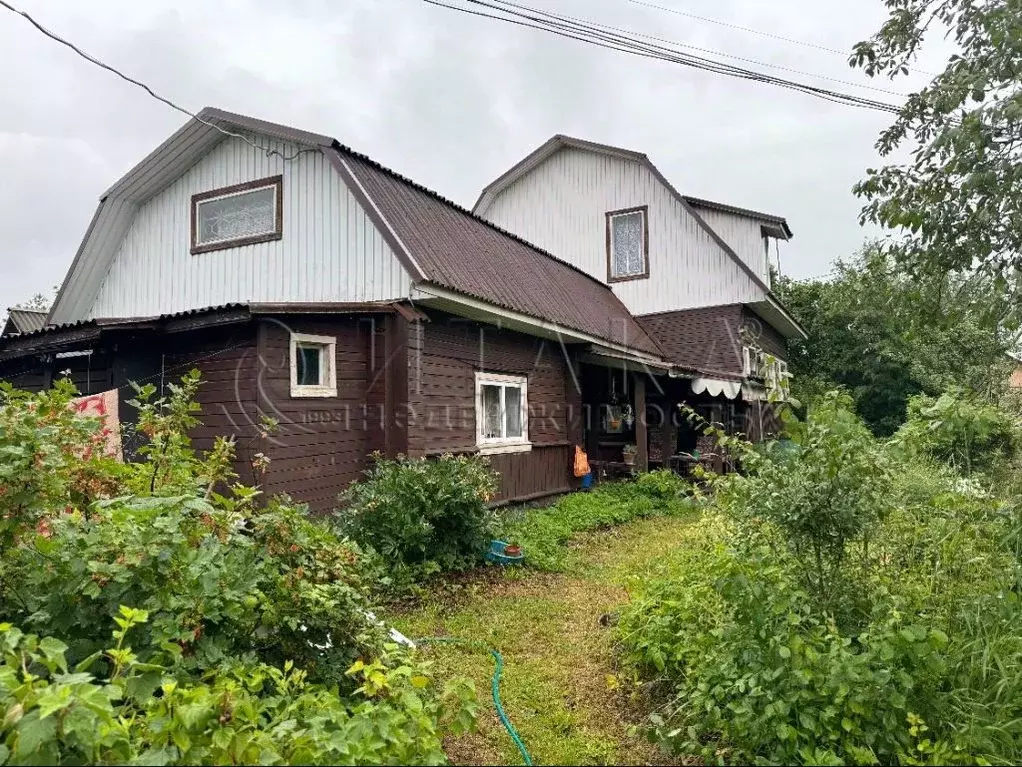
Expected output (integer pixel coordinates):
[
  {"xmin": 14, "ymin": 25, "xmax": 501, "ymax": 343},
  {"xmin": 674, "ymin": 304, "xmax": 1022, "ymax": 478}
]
[{"xmin": 683, "ymin": 195, "xmax": 793, "ymax": 238}]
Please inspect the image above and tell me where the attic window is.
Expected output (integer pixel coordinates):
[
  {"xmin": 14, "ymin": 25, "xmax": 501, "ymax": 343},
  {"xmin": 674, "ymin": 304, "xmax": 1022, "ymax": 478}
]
[
  {"xmin": 606, "ymin": 206, "xmax": 648, "ymax": 282},
  {"xmin": 191, "ymin": 175, "xmax": 283, "ymax": 254}
]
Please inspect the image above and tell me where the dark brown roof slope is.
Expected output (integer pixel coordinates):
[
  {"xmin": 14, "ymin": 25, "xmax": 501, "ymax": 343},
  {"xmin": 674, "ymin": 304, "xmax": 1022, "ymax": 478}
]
[{"xmin": 338, "ymin": 150, "xmax": 663, "ymax": 356}]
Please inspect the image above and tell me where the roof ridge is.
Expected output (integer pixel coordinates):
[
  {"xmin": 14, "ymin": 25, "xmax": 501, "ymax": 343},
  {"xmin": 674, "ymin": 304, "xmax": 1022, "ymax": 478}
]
[
  {"xmin": 473, "ymin": 134, "xmax": 649, "ymax": 213},
  {"xmin": 330, "ymin": 143, "xmax": 620, "ymax": 295}
]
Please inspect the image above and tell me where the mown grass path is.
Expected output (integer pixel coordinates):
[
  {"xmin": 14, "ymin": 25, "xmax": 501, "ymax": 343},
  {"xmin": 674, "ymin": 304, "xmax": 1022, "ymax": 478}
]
[{"xmin": 386, "ymin": 514, "xmax": 697, "ymax": 766}]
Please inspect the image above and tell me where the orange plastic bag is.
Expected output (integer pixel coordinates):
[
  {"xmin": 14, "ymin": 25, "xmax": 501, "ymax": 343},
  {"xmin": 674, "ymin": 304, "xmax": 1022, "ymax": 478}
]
[{"xmin": 573, "ymin": 445, "xmax": 591, "ymax": 477}]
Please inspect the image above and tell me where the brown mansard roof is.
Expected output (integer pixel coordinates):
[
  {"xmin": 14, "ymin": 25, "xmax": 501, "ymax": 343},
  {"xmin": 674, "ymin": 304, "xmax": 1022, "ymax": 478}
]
[{"xmin": 333, "ymin": 148, "xmax": 663, "ymax": 356}]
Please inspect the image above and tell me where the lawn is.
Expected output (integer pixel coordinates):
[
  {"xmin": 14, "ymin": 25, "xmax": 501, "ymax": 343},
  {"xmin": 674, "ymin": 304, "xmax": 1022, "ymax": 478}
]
[{"xmin": 385, "ymin": 496, "xmax": 699, "ymax": 766}]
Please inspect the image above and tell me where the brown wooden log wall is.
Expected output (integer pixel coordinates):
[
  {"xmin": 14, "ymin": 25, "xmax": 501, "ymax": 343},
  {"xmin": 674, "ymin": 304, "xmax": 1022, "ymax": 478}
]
[
  {"xmin": 254, "ymin": 316, "xmax": 372, "ymax": 514},
  {"xmin": 410, "ymin": 315, "xmax": 582, "ymax": 503},
  {"xmin": 161, "ymin": 325, "xmax": 262, "ymax": 488}
]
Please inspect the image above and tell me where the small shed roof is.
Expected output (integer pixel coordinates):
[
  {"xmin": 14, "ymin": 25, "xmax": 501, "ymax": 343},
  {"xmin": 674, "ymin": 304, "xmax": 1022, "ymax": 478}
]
[{"xmin": 2, "ymin": 308, "xmax": 49, "ymax": 337}]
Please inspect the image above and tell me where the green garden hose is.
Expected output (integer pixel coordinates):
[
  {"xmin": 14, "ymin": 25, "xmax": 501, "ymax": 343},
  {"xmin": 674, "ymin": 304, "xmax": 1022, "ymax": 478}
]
[{"xmin": 415, "ymin": 636, "xmax": 534, "ymax": 766}]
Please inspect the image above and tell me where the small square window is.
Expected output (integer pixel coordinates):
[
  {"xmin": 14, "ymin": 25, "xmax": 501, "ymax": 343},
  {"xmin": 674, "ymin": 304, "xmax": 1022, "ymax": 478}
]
[
  {"xmin": 191, "ymin": 176, "xmax": 283, "ymax": 254},
  {"xmin": 290, "ymin": 333, "xmax": 336, "ymax": 397},
  {"xmin": 475, "ymin": 372, "xmax": 530, "ymax": 454},
  {"xmin": 606, "ymin": 207, "xmax": 648, "ymax": 282}
]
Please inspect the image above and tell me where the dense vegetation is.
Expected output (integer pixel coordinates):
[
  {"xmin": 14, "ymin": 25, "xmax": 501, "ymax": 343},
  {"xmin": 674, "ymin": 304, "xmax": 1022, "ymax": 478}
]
[
  {"xmin": 0, "ymin": 374, "xmax": 477, "ymax": 765},
  {"xmin": 851, "ymin": 0, "xmax": 1022, "ymax": 320},
  {"xmin": 619, "ymin": 391, "xmax": 1022, "ymax": 765},
  {"xmin": 777, "ymin": 248, "xmax": 1013, "ymax": 436}
]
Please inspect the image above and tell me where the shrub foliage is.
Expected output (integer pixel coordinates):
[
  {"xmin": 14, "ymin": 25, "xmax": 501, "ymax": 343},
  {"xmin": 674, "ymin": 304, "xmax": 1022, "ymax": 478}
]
[
  {"xmin": 497, "ymin": 471, "xmax": 697, "ymax": 571},
  {"xmin": 621, "ymin": 392, "xmax": 1022, "ymax": 765},
  {"xmin": 0, "ymin": 374, "xmax": 476, "ymax": 765},
  {"xmin": 339, "ymin": 454, "xmax": 498, "ymax": 581}
]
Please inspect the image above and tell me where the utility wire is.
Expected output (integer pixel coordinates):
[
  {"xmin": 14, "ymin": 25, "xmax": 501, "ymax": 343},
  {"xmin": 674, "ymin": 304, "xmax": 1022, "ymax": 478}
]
[
  {"xmin": 0, "ymin": 0, "xmax": 311, "ymax": 162},
  {"xmin": 498, "ymin": 0, "xmax": 907, "ymax": 98},
  {"xmin": 626, "ymin": 0, "xmax": 937, "ymax": 77},
  {"xmin": 459, "ymin": 0, "xmax": 904, "ymax": 111},
  {"xmin": 423, "ymin": 0, "xmax": 903, "ymax": 114}
]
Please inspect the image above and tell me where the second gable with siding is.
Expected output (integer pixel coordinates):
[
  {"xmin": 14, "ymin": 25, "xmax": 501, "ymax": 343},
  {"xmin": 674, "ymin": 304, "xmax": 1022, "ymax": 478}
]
[{"xmin": 479, "ymin": 145, "xmax": 767, "ymax": 316}]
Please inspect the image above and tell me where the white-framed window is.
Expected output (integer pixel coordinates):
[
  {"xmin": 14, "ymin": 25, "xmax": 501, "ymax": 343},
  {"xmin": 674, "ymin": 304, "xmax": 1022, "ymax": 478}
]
[
  {"xmin": 475, "ymin": 372, "xmax": 530, "ymax": 454},
  {"xmin": 742, "ymin": 345, "xmax": 758, "ymax": 377},
  {"xmin": 606, "ymin": 206, "xmax": 648, "ymax": 282},
  {"xmin": 191, "ymin": 175, "xmax": 283, "ymax": 254},
  {"xmin": 289, "ymin": 333, "xmax": 337, "ymax": 398}
]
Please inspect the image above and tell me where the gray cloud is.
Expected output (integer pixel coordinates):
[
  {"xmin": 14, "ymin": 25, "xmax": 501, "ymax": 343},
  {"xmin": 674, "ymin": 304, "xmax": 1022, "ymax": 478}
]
[{"xmin": 0, "ymin": 0, "xmax": 939, "ymax": 313}]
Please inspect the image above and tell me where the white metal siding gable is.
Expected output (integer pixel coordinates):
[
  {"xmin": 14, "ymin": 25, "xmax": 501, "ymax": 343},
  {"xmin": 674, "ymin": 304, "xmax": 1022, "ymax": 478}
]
[
  {"xmin": 87, "ymin": 136, "xmax": 411, "ymax": 319},
  {"xmin": 690, "ymin": 207, "xmax": 771, "ymax": 284},
  {"xmin": 482, "ymin": 147, "xmax": 765, "ymax": 315}
]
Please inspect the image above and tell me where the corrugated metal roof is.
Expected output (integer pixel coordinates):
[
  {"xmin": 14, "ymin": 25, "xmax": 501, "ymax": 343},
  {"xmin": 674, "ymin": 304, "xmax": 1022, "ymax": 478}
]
[
  {"xmin": 3, "ymin": 309, "xmax": 49, "ymax": 337},
  {"xmin": 682, "ymin": 196, "xmax": 792, "ymax": 238},
  {"xmin": 339, "ymin": 150, "xmax": 663, "ymax": 356},
  {"xmin": 1, "ymin": 303, "xmax": 249, "ymax": 344}
]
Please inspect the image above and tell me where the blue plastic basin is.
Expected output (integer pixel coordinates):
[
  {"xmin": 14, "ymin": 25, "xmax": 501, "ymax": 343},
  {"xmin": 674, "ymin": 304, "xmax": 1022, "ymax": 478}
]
[{"xmin": 485, "ymin": 539, "xmax": 524, "ymax": 565}]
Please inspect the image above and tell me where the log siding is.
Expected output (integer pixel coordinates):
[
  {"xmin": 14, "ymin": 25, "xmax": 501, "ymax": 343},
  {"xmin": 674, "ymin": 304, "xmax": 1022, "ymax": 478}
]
[{"xmin": 407, "ymin": 314, "xmax": 582, "ymax": 502}]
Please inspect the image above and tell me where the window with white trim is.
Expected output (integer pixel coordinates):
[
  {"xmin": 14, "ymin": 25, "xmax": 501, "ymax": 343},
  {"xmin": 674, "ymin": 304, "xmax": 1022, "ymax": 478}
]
[
  {"xmin": 606, "ymin": 207, "xmax": 648, "ymax": 281},
  {"xmin": 475, "ymin": 372, "xmax": 530, "ymax": 453},
  {"xmin": 289, "ymin": 333, "xmax": 337, "ymax": 397}
]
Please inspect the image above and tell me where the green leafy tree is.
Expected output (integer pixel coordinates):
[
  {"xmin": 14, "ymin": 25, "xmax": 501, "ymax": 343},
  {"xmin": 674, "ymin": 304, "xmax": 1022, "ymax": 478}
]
[
  {"xmin": 852, "ymin": 0, "xmax": 1022, "ymax": 318},
  {"xmin": 778, "ymin": 246, "xmax": 1012, "ymax": 435},
  {"xmin": 895, "ymin": 387, "xmax": 1018, "ymax": 475}
]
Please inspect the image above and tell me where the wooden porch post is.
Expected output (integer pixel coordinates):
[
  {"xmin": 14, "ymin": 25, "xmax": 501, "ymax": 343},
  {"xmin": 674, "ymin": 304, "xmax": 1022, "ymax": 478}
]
[
  {"xmin": 662, "ymin": 399, "xmax": 675, "ymax": 463},
  {"xmin": 634, "ymin": 372, "xmax": 648, "ymax": 473}
]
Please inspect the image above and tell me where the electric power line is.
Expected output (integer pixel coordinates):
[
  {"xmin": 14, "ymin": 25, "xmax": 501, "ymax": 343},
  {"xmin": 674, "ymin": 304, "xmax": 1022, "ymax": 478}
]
[
  {"xmin": 0, "ymin": 0, "xmax": 313, "ymax": 162},
  {"xmin": 500, "ymin": 0, "xmax": 908, "ymax": 99},
  {"xmin": 423, "ymin": 0, "xmax": 904, "ymax": 115},
  {"xmin": 626, "ymin": 0, "xmax": 938, "ymax": 78}
]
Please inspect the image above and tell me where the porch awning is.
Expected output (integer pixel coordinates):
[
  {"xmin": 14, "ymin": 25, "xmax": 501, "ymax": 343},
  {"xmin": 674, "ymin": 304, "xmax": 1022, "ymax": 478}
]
[{"xmin": 690, "ymin": 377, "xmax": 742, "ymax": 399}]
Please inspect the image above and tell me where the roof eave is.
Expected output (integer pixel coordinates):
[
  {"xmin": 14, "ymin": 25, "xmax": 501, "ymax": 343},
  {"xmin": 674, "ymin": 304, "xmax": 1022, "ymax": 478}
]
[
  {"xmin": 411, "ymin": 282, "xmax": 667, "ymax": 364},
  {"xmin": 747, "ymin": 293, "xmax": 808, "ymax": 341}
]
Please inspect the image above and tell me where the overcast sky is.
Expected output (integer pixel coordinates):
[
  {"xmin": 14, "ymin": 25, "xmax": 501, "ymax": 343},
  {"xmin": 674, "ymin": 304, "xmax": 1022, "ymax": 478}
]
[{"xmin": 0, "ymin": 0, "xmax": 947, "ymax": 314}]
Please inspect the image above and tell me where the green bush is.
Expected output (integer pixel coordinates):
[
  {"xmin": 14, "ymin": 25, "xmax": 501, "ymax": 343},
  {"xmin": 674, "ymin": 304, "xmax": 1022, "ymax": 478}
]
[
  {"xmin": 619, "ymin": 514, "xmax": 952, "ymax": 765},
  {"xmin": 0, "ymin": 617, "xmax": 476, "ymax": 766},
  {"xmin": 714, "ymin": 391, "xmax": 892, "ymax": 621},
  {"xmin": 338, "ymin": 454, "xmax": 498, "ymax": 581},
  {"xmin": 620, "ymin": 392, "xmax": 1022, "ymax": 765},
  {"xmin": 2, "ymin": 493, "xmax": 379, "ymax": 689},
  {"xmin": 0, "ymin": 374, "xmax": 478, "ymax": 764},
  {"xmin": 498, "ymin": 479, "xmax": 698, "ymax": 571},
  {"xmin": 895, "ymin": 388, "xmax": 1018, "ymax": 476},
  {"xmin": 633, "ymin": 468, "xmax": 690, "ymax": 501}
]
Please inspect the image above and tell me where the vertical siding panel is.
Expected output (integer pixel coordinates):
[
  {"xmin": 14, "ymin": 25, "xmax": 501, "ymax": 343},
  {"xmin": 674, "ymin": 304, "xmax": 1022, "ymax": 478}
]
[
  {"xmin": 481, "ymin": 147, "xmax": 764, "ymax": 315},
  {"xmin": 694, "ymin": 208, "xmax": 770, "ymax": 284},
  {"xmin": 88, "ymin": 135, "xmax": 413, "ymax": 319}
]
